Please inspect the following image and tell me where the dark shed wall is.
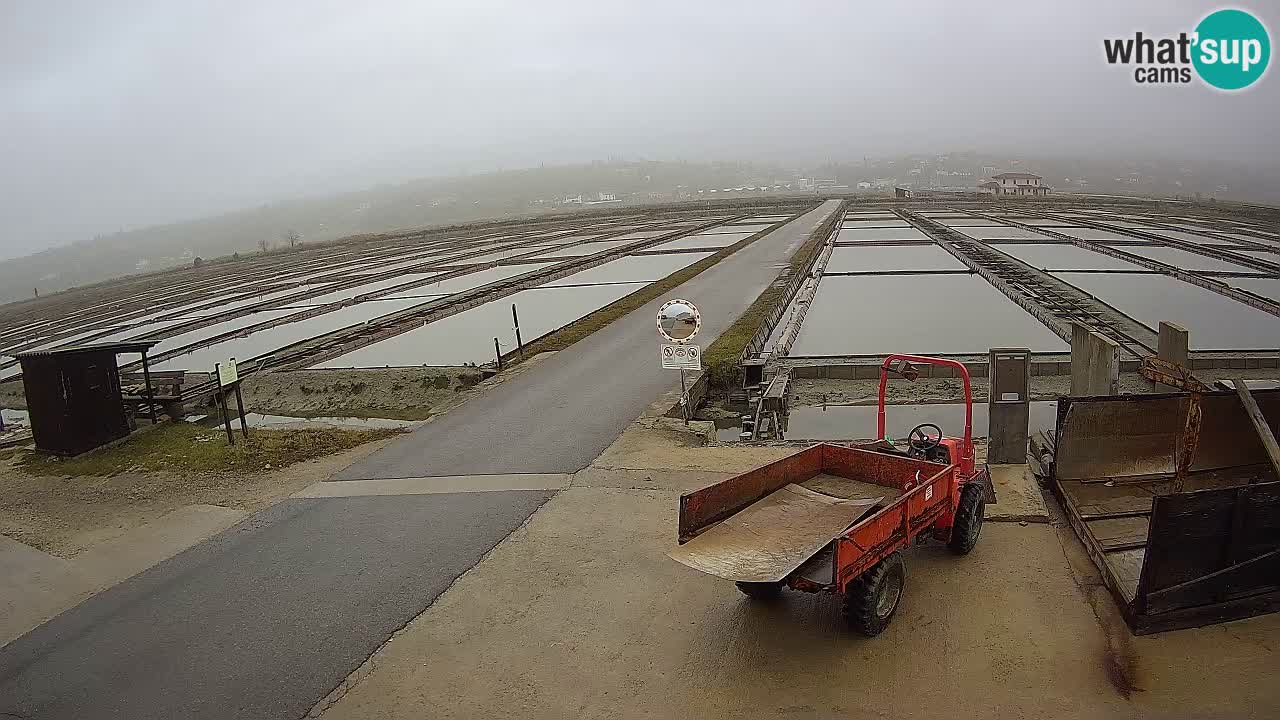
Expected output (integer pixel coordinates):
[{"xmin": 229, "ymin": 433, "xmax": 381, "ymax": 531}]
[{"xmin": 19, "ymin": 350, "xmax": 129, "ymax": 456}]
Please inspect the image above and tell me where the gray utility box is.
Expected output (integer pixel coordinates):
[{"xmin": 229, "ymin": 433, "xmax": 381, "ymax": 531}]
[{"xmin": 988, "ymin": 347, "xmax": 1031, "ymax": 464}]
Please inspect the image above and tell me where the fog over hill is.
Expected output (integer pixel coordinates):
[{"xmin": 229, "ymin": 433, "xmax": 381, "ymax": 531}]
[{"xmin": 3, "ymin": 1, "xmax": 1277, "ymax": 302}]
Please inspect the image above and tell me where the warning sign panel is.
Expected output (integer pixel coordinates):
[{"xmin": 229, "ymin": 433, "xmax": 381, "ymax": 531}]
[{"xmin": 660, "ymin": 343, "xmax": 701, "ymax": 371}]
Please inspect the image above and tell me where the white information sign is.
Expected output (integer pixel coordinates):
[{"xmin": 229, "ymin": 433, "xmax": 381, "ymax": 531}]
[
  {"xmin": 216, "ymin": 358, "xmax": 239, "ymax": 388},
  {"xmin": 661, "ymin": 343, "xmax": 702, "ymax": 371}
]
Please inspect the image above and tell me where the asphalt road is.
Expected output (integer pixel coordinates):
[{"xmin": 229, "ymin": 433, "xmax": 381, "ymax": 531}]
[
  {"xmin": 337, "ymin": 199, "xmax": 842, "ymax": 479},
  {"xmin": 0, "ymin": 492, "xmax": 552, "ymax": 720}
]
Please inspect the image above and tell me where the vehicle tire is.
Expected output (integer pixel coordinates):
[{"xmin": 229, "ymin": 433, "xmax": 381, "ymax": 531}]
[
  {"xmin": 947, "ymin": 484, "xmax": 986, "ymax": 555},
  {"xmin": 735, "ymin": 581, "xmax": 783, "ymax": 600},
  {"xmin": 842, "ymin": 552, "xmax": 905, "ymax": 637}
]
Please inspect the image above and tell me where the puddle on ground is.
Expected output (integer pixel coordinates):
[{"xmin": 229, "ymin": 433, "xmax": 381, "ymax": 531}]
[
  {"xmin": 1054, "ymin": 272, "xmax": 1280, "ymax": 350},
  {"xmin": 718, "ymin": 401, "xmax": 1058, "ymax": 442},
  {"xmin": 790, "ymin": 274, "xmax": 1067, "ymax": 356}
]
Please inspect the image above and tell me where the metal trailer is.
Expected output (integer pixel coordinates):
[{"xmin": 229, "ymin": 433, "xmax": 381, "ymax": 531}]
[
  {"xmin": 1050, "ymin": 388, "xmax": 1280, "ymax": 634},
  {"xmin": 670, "ymin": 355, "xmax": 994, "ymax": 635}
]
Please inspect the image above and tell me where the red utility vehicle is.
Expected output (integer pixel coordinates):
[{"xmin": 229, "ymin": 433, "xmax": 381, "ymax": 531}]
[{"xmin": 670, "ymin": 354, "xmax": 994, "ymax": 635}]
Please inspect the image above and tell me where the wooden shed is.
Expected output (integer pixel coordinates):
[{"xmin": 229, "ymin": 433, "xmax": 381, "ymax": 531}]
[{"xmin": 13, "ymin": 341, "xmax": 160, "ymax": 457}]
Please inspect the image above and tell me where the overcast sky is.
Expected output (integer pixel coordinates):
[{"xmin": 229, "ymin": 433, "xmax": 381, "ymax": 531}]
[{"xmin": 2, "ymin": 1, "xmax": 1277, "ymax": 259}]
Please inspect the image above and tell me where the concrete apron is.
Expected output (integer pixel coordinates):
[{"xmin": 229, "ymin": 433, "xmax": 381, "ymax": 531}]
[
  {"xmin": 309, "ymin": 469, "xmax": 1280, "ymax": 720},
  {"xmin": 306, "ymin": 386, "xmax": 1274, "ymax": 718},
  {"xmin": 0, "ymin": 474, "xmax": 572, "ymax": 650},
  {"xmin": 0, "ymin": 504, "xmax": 247, "ymax": 648}
]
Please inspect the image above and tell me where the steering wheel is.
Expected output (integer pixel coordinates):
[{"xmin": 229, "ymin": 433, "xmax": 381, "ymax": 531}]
[{"xmin": 907, "ymin": 423, "xmax": 943, "ymax": 457}]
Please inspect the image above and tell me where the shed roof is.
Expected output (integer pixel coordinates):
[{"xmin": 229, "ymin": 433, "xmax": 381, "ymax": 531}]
[
  {"xmin": 12, "ymin": 340, "xmax": 159, "ymax": 360},
  {"xmin": 992, "ymin": 172, "xmax": 1042, "ymax": 180}
]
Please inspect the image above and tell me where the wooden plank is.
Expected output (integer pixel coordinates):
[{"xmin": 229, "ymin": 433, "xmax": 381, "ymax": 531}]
[
  {"xmin": 669, "ymin": 484, "xmax": 882, "ymax": 583},
  {"xmin": 1087, "ymin": 516, "xmax": 1151, "ymax": 549},
  {"xmin": 1080, "ymin": 509, "xmax": 1152, "ymax": 521},
  {"xmin": 1146, "ymin": 547, "xmax": 1280, "ymax": 601},
  {"xmin": 1233, "ymin": 378, "xmax": 1280, "ymax": 484},
  {"xmin": 1138, "ymin": 481, "xmax": 1280, "ymax": 616}
]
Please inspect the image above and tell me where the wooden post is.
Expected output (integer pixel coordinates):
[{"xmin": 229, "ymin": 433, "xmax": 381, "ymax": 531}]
[
  {"xmin": 512, "ymin": 304, "xmax": 523, "ymax": 358},
  {"xmin": 140, "ymin": 349, "xmax": 158, "ymax": 423},
  {"xmin": 1233, "ymin": 378, "xmax": 1280, "ymax": 483},
  {"xmin": 494, "ymin": 337, "xmax": 503, "ymax": 370},
  {"xmin": 233, "ymin": 382, "xmax": 249, "ymax": 438},
  {"xmin": 218, "ymin": 390, "xmax": 234, "ymax": 446}
]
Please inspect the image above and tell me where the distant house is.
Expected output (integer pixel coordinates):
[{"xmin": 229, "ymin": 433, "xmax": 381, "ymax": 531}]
[
  {"xmin": 584, "ymin": 191, "xmax": 620, "ymax": 205},
  {"xmin": 988, "ymin": 172, "xmax": 1050, "ymax": 197}
]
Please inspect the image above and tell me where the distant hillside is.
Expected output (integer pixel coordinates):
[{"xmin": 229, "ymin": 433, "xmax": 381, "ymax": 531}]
[
  {"xmin": 9, "ymin": 152, "xmax": 1270, "ymax": 304},
  {"xmin": 0, "ymin": 160, "xmax": 798, "ymax": 303}
]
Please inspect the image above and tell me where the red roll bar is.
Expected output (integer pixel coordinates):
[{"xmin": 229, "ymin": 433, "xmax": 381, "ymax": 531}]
[{"xmin": 876, "ymin": 354, "xmax": 974, "ymax": 461}]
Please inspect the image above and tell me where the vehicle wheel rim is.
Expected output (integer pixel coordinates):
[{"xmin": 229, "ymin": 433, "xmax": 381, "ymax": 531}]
[{"xmin": 876, "ymin": 569, "xmax": 903, "ymax": 619}]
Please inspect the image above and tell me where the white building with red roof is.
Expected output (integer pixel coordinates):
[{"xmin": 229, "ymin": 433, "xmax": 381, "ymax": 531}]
[{"xmin": 980, "ymin": 172, "xmax": 1050, "ymax": 197}]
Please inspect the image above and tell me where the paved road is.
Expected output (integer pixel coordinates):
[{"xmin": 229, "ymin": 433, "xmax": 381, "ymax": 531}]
[
  {"xmin": 338, "ymin": 199, "xmax": 842, "ymax": 479},
  {"xmin": 0, "ymin": 492, "xmax": 552, "ymax": 720},
  {"xmin": 0, "ymin": 201, "xmax": 840, "ymax": 720}
]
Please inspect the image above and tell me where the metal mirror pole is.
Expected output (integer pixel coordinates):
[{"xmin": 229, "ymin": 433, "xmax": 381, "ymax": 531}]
[{"xmin": 679, "ymin": 368, "xmax": 689, "ymax": 425}]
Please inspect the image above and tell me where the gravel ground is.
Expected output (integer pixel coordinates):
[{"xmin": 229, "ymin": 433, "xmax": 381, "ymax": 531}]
[{"xmin": 236, "ymin": 367, "xmax": 484, "ymax": 420}]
